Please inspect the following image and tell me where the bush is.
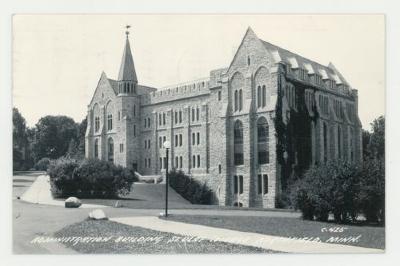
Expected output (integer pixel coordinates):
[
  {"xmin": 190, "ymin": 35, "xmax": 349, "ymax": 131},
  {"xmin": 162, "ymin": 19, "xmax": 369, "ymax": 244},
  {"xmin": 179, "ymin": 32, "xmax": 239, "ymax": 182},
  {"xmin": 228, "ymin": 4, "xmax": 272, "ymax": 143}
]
[
  {"xmin": 34, "ymin": 157, "xmax": 51, "ymax": 171},
  {"xmin": 48, "ymin": 158, "xmax": 135, "ymax": 199},
  {"xmin": 290, "ymin": 160, "xmax": 360, "ymax": 223},
  {"xmin": 169, "ymin": 170, "xmax": 213, "ymax": 204}
]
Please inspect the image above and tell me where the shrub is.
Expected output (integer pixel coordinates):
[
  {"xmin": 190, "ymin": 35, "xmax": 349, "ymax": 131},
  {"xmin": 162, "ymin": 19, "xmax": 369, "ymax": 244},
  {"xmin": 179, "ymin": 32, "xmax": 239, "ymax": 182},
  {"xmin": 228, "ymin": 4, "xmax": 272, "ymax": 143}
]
[
  {"xmin": 48, "ymin": 157, "xmax": 80, "ymax": 197},
  {"xmin": 290, "ymin": 160, "xmax": 360, "ymax": 223},
  {"xmin": 169, "ymin": 170, "xmax": 213, "ymax": 204},
  {"xmin": 48, "ymin": 158, "xmax": 135, "ymax": 199},
  {"xmin": 34, "ymin": 157, "xmax": 51, "ymax": 171}
]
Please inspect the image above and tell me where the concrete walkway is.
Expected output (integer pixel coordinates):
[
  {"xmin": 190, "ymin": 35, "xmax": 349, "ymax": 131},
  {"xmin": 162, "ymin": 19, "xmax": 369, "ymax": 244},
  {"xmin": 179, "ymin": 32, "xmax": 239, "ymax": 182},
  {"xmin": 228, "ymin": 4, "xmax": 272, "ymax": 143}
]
[
  {"xmin": 111, "ymin": 216, "xmax": 384, "ymax": 254},
  {"xmin": 20, "ymin": 175, "xmax": 106, "ymax": 208}
]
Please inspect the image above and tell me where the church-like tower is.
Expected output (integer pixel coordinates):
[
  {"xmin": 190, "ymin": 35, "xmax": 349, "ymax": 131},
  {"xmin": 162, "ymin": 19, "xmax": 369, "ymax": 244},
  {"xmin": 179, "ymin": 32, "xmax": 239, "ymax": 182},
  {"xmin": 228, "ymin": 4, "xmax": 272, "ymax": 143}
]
[{"xmin": 117, "ymin": 29, "xmax": 138, "ymax": 95}]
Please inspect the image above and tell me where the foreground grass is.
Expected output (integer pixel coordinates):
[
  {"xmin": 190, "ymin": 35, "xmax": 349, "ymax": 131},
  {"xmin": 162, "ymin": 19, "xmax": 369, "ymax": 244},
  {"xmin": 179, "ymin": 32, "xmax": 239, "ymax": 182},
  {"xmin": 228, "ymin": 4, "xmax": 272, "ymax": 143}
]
[
  {"xmin": 54, "ymin": 220, "xmax": 276, "ymax": 254},
  {"xmin": 164, "ymin": 215, "xmax": 385, "ymax": 250}
]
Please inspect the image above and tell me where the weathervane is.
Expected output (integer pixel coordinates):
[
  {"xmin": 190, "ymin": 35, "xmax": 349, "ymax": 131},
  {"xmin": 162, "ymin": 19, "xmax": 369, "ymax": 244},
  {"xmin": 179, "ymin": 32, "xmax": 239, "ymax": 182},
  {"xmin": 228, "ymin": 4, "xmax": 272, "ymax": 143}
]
[{"xmin": 125, "ymin": 25, "xmax": 131, "ymax": 38}]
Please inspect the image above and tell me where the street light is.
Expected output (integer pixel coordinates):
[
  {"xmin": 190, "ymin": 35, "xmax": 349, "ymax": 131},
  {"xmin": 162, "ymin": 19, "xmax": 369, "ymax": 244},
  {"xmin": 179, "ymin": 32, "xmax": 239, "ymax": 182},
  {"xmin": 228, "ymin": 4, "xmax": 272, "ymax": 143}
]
[{"xmin": 163, "ymin": 140, "xmax": 171, "ymax": 217}]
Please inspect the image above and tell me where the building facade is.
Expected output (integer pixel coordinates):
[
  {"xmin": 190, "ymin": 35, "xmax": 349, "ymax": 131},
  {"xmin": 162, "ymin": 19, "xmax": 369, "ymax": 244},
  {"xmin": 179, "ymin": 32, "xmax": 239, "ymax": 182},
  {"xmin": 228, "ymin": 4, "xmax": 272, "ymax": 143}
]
[{"xmin": 85, "ymin": 27, "xmax": 362, "ymax": 208}]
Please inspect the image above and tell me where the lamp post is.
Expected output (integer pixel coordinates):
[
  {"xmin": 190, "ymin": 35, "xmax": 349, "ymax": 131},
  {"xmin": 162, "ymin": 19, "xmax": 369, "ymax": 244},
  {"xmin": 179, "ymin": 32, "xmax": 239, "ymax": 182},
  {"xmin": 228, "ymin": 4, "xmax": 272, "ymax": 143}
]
[{"xmin": 163, "ymin": 140, "xmax": 171, "ymax": 217}]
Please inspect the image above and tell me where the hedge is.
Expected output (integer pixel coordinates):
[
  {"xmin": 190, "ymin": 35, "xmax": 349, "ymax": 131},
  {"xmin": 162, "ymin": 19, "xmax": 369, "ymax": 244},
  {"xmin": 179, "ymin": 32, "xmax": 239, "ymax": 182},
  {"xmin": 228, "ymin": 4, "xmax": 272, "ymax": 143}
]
[
  {"xmin": 48, "ymin": 158, "xmax": 136, "ymax": 198},
  {"xmin": 168, "ymin": 170, "xmax": 213, "ymax": 204}
]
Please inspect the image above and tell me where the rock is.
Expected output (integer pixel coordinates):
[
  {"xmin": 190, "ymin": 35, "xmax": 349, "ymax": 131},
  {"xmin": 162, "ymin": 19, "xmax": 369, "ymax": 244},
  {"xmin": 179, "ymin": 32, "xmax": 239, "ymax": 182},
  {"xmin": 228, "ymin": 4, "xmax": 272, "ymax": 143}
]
[
  {"xmin": 88, "ymin": 209, "xmax": 108, "ymax": 220},
  {"xmin": 65, "ymin": 197, "xmax": 82, "ymax": 208}
]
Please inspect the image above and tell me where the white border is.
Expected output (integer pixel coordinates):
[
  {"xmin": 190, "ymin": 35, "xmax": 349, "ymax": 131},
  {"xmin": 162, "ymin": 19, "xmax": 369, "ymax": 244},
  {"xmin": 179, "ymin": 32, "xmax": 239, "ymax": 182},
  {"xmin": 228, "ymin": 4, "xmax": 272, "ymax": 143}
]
[{"xmin": 1, "ymin": 0, "xmax": 399, "ymax": 266}]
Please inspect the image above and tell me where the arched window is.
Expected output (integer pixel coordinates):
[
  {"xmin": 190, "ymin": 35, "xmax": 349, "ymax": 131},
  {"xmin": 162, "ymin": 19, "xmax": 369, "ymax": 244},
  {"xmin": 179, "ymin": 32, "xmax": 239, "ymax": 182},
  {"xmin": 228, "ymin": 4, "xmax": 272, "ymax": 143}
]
[
  {"xmin": 323, "ymin": 122, "xmax": 328, "ymax": 162},
  {"xmin": 108, "ymin": 138, "xmax": 114, "ymax": 163},
  {"xmin": 95, "ymin": 117, "xmax": 100, "ymax": 132},
  {"xmin": 234, "ymin": 120, "xmax": 244, "ymax": 165},
  {"xmin": 257, "ymin": 117, "xmax": 269, "ymax": 164},
  {"xmin": 239, "ymin": 89, "xmax": 243, "ymax": 111},
  {"xmin": 262, "ymin": 85, "xmax": 266, "ymax": 107},
  {"xmin": 234, "ymin": 90, "xmax": 238, "ymax": 111},
  {"xmin": 94, "ymin": 139, "xmax": 99, "ymax": 158}
]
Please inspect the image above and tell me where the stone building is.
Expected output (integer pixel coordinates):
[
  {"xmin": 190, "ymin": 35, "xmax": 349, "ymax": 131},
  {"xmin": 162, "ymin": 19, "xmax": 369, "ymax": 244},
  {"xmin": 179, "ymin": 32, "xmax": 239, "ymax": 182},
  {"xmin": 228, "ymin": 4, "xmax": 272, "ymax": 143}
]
[{"xmin": 85, "ymin": 27, "xmax": 362, "ymax": 208}]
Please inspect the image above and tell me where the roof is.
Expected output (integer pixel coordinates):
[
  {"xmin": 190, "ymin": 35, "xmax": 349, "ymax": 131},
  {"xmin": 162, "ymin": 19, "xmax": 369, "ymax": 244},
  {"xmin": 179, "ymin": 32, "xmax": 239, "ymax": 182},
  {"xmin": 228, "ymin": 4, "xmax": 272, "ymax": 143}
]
[
  {"xmin": 107, "ymin": 78, "xmax": 119, "ymax": 94},
  {"xmin": 118, "ymin": 37, "xmax": 138, "ymax": 82},
  {"xmin": 261, "ymin": 40, "xmax": 349, "ymax": 86}
]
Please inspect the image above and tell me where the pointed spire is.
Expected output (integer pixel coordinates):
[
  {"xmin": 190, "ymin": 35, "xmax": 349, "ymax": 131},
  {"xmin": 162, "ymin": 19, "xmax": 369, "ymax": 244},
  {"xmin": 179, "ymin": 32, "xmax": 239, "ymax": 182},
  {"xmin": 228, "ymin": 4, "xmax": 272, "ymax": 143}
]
[{"xmin": 118, "ymin": 26, "xmax": 137, "ymax": 82}]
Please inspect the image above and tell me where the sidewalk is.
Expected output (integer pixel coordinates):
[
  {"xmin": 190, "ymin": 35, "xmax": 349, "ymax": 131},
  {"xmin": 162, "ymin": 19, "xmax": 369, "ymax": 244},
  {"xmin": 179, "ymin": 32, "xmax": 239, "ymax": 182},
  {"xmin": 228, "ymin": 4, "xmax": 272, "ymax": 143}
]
[
  {"xmin": 20, "ymin": 175, "xmax": 106, "ymax": 208},
  {"xmin": 111, "ymin": 216, "xmax": 384, "ymax": 254}
]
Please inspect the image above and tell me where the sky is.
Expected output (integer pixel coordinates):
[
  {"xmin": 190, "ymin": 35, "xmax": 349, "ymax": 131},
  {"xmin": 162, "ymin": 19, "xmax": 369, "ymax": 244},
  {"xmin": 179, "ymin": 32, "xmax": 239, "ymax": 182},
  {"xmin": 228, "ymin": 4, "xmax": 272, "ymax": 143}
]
[{"xmin": 13, "ymin": 14, "xmax": 384, "ymax": 129}]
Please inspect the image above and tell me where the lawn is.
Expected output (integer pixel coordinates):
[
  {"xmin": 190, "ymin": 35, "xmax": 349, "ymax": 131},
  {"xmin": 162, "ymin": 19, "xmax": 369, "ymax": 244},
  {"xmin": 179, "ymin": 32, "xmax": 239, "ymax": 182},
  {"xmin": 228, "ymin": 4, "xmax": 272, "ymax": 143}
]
[
  {"xmin": 54, "ymin": 220, "xmax": 276, "ymax": 254},
  {"xmin": 164, "ymin": 215, "xmax": 385, "ymax": 250}
]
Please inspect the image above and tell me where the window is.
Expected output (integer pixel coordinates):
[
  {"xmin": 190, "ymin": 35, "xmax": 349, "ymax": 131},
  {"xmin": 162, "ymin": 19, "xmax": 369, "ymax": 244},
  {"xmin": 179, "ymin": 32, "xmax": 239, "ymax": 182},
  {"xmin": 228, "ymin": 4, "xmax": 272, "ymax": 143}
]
[
  {"xmin": 257, "ymin": 174, "xmax": 262, "ymax": 194},
  {"xmin": 197, "ymin": 155, "xmax": 200, "ymax": 168},
  {"xmin": 234, "ymin": 90, "xmax": 238, "ymax": 112},
  {"xmin": 262, "ymin": 85, "xmax": 266, "ymax": 107},
  {"xmin": 107, "ymin": 114, "xmax": 113, "ymax": 131},
  {"xmin": 247, "ymin": 56, "xmax": 251, "ymax": 66},
  {"xmin": 108, "ymin": 138, "xmax": 114, "ymax": 163},
  {"xmin": 192, "ymin": 108, "xmax": 195, "ymax": 121},
  {"xmin": 94, "ymin": 139, "xmax": 99, "ymax": 158},
  {"xmin": 337, "ymin": 125, "xmax": 342, "ymax": 159},
  {"xmin": 179, "ymin": 111, "xmax": 182, "ymax": 123},
  {"xmin": 174, "ymin": 111, "xmax": 178, "ymax": 124},
  {"xmin": 148, "ymin": 158, "xmax": 151, "ymax": 168},
  {"xmin": 179, "ymin": 134, "xmax": 182, "ymax": 146},
  {"xmin": 159, "ymin": 137, "xmax": 162, "ymax": 148},
  {"xmin": 95, "ymin": 117, "xmax": 100, "ymax": 132},
  {"xmin": 147, "ymin": 117, "xmax": 151, "ymax": 127},
  {"xmin": 175, "ymin": 157, "xmax": 178, "ymax": 169},
  {"xmin": 158, "ymin": 113, "xmax": 162, "ymax": 126},
  {"xmin": 234, "ymin": 175, "xmax": 243, "ymax": 194},
  {"xmin": 133, "ymin": 105, "xmax": 136, "ymax": 117},
  {"xmin": 120, "ymin": 143, "xmax": 124, "ymax": 153},
  {"xmin": 323, "ymin": 122, "xmax": 328, "ymax": 162},
  {"xmin": 159, "ymin": 157, "xmax": 162, "ymax": 170},
  {"xmin": 175, "ymin": 135, "xmax": 178, "ymax": 147},
  {"xmin": 133, "ymin": 124, "xmax": 136, "ymax": 137},
  {"xmin": 197, "ymin": 132, "xmax": 200, "ymax": 145},
  {"xmin": 144, "ymin": 118, "xmax": 147, "ymax": 128},
  {"xmin": 257, "ymin": 86, "xmax": 261, "ymax": 108},
  {"xmin": 239, "ymin": 89, "xmax": 243, "ymax": 111},
  {"xmin": 145, "ymin": 158, "xmax": 147, "ymax": 168},
  {"xmin": 163, "ymin": 136, "xmax": 166, "ymax": 145},
  {"xmin": 192, "ymin": 155, "xmax": 196, "ymax": 168},
  {"xmin": 192, "ymin": 133, "xmax": 195, "ymax": 145},
  {"xmin": 218, "ymin": 91, "xmax": 222, "ymax": 101},
  {"xmin": 263, "ymin": 174, "xmax": 268, "ymax": 194},
  {"xmin": 180, "ymin": 156, "xmax": 183, "ymax": 168},
  {"xmin": 163, "ymin": 113, "xmax": 166, "ymax": 125},
  {"xmin": 163, "ymin": 157, "xmax": 167, "ymax": 169},
  {"xmin": 234, "ymin": 120, "xmax": 244, "ymax": 165},
  {"xmin": 196, "ymin": 107, "xmax": 200, "ymax": 121},
  {"xmin": 257, "ymin": 117, "xmax": 269, "ymax": 164},
  {"xmin": 118, "ymin": 111, "xmax": 121, "ymax": 121},
  {"xmin": 218, "ymin": 164, "xmax": 222, "ymax": 174}
]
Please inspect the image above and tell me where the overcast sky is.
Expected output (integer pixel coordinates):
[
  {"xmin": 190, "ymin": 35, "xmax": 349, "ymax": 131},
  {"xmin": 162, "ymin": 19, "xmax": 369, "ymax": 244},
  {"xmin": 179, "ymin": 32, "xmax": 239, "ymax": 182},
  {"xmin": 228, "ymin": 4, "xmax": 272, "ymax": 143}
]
[{"xmin": 13, "ymin": 14, "xmax": 384, "ymax": 129}]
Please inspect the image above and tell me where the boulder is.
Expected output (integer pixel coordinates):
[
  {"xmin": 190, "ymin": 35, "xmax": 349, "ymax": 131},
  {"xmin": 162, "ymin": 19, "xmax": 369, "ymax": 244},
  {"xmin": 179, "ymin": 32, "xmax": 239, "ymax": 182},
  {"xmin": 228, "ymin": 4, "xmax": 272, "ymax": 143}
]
[
  {"xmin": 88, "ymin": 209, "xmax": 108, "ymax": 220},
  {"xmin": 65, "ymin": 197, "xmax": 82, "ymax": 208}
]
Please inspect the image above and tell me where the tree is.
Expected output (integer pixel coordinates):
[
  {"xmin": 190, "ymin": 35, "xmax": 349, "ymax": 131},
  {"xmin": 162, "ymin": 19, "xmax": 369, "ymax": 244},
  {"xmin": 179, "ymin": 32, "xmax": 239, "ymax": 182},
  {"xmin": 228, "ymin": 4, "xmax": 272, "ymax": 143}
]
[
  {"xmin": 13, "ymin": 108, "xmax": 33, "ymax": 170},
  {"xmin": 32, "ymin": 116, "xmax": 79, "ymax": 161},
  {"xmin": 363, "ymin": 116, "xmax": 385, "ymax": 160}
]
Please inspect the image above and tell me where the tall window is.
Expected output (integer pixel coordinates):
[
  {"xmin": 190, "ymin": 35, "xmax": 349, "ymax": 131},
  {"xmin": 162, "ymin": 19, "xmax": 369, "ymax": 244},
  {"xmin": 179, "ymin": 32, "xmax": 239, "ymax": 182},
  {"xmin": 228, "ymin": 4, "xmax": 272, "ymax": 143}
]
[
  {"xmin": 257, "ymin": 86, "xmax": 261, "ymax": 108},
  {"xmin": 197, "ymin": 132, "xmax": 200, "ymax": 145},
  {"xmin": 175, "ymin": 135, "xmax": 178, "ymax": 147},
  {"xmin": 163, "ymin": 113, "xmax": 166, "ymax": 125},
  {"xmin": 192, "ymin": 155, "xmax": 196, "ymax": 168},
  {"xmin": 158, "ymin": 113, "xmax": 162, "ymax": 126},
  {"xmin": 175, "ymin": 111, "xmax": 178, "ymax": 124},
  {"xmin": 147, "ymin": 117, "xmax": 151, "ymax": 127},
  {"xmin": 257, "ymin": 174, "xmax": 268, "ymax": 194},
  {"xmin": 323, "ymin": 122, "xmax": 328, "ymax": 162},
  {"xmin": 179, "ymin": 111, "xmax": 182, "ymax": 123},
  {"xmin": 192, "ymin": 133, "xmax": 195, "ymax": 145},
  {"xmin": 239, "ymin": 89, "xmax": 243, "ymax": 111},
  {"xmin": 234, "ymin": 120, "xmax": 244, "ymax": 165},
  {"xmin": 262, "ymin": 85, "xmax": 266, "ymax": 107},
  {"xmin": 107, "ymin": 114, "xmax": 113, "ymax": 131},
  {"xmin": 196, "ymin": 107, "xmax": 200, "ymax": 121},
  {"xmin": 95, "ymin": 117, "xmax": 100, "ymax": 132},
  {"xmin": 234, "ymin": 90, "xmax": 238, "ymax": 111},
  {"xmin": 94, "ymin": 139, "xmax": 99, "ymax": 158},
  {"xmin": 218, "ymin": 164, "xmax": 222, "ymax": 174},
  {"xmin": 159, "ymin": 136, "xmax": 162, "ymax": 148},
  {"xmin": 337, "ymin": 125, "xmax": 342, "ymax": 159},
  {"xmin": 120, "ymin": 143, "xmax": 124, "ymax": 153},
  {"xmin": 180, "ymin": 156, "xmax": 183, "ymax": 168},
  {"xmin": 179, "ymin": 134, "xmax": 182, "ymax": 146},
  {"xmin": 175, "ymin": 156, "xmax": 178, "ymax": 169},
  {"xmin": 234, "ymin": 175, "xmax": 243, "ymax": 194},
  {"xmin": 108, "ymin": 138, "xmax": 114, "ymax": 163},
  {"xmin": 133, "ymin": 105, "xmax": 136, "ymax": 117},
  {"xmin": 192, "ymin": 108, "xmax": 195, "ymax": 121},
  {"xmin": 257, "ymin": 117, "xmax": 269, "ymax": 164},
  {"xmin": 197, "ymin": 155, "xmax": 200, "ymax": 168},
  {"xmin": 218, "ymin": 91, "xmax": 222, "ymax": 101},
  {"xmin": 133, "ymin": 124, "xmax": 136, "ymax": 137}
]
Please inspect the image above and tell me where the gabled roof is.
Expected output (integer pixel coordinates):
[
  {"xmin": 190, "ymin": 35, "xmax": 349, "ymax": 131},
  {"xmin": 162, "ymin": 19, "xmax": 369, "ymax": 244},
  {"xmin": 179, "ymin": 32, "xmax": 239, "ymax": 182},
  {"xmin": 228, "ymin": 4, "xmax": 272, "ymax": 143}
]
[
  {"xmin": 261, "ymin": 39, "xmax": 350, "ymax": 86},
  {"xmin": 107, "ymin": 78, "xmax": 119, "ymax": 94},
  {"xmin": 118, "ymin": 37, "xmax": 137, "ymax": 82}
]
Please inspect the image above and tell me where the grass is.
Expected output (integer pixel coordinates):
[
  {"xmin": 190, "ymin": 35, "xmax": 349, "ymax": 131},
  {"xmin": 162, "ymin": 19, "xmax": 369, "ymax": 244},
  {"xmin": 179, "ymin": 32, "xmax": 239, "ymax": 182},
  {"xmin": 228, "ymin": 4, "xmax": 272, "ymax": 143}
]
[
  {"xmin": 54, "ymin": 220, "xmax": 276, "ymax": 254},
  {"xmin": 163, "ymin": 215, "xmax": 385, "ymax": 250}
]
